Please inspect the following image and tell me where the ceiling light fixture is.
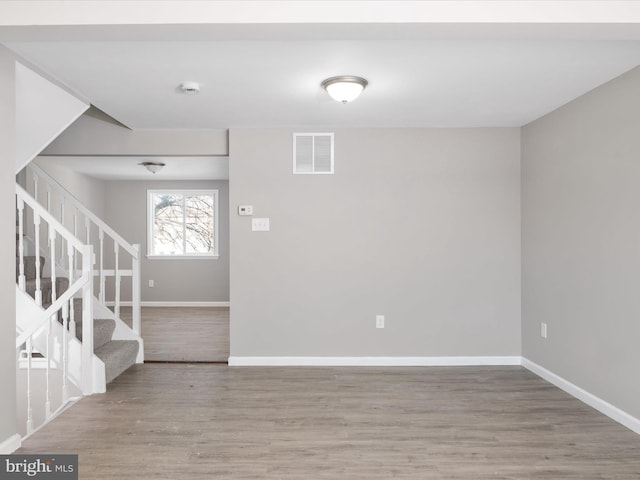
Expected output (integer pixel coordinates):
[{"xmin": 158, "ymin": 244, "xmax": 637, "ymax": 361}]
[
  {"xmin": 179, "ymin": 81, "xmax": 200, "ymax": 95},
  {"xmin": 140, "ymin": 161, "xmax": 165, "ymax": 174},
  {"xmin": 321, "ymin": 76, "xmax": 368, "ymax": 104}
]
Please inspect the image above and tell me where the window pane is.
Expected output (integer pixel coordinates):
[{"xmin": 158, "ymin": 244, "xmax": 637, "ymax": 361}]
[
  {"xmin": 184, "ymin": 195, "xmax": 214, "ymax": 254},
  {"xmin": 152, "ymin": 193, "xmax": 184, "ymax": 255}
]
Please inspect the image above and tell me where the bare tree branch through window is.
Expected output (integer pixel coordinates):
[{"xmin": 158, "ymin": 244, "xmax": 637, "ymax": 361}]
[{"xmin": 149, "ymin": 191, "xmax": 217, "ymax": 256}]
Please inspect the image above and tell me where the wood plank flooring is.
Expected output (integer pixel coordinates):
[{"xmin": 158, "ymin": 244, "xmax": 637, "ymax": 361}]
[
  {"xmin": 119, "ymin": 307, "xmax": 229, "ymax": 362},
  {"xmin": 18, "ymin": 365, "xmax": 640, "ymax": 479}
]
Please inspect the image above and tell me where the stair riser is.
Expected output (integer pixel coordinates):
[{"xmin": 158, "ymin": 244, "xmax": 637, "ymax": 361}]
[{"xmin": 95, "ymin": 341, "xmax": 139, "ymax": 384}]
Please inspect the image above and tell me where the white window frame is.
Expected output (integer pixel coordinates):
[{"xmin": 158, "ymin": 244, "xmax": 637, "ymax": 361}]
[
  {"xmin": 147, "ymin": 189, "xmax": 219, "ymax": 259},
  {"xmin": 293, "ymin": 132, "xmax": 335, "ymax": 174}
]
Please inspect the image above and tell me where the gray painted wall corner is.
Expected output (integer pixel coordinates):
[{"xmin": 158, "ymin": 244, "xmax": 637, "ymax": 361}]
[{"xmin": 522, "ymin": 66, "xmax": 640, "ymax": 419}]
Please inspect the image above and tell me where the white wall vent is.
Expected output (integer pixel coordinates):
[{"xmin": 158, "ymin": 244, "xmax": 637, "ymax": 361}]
[{"xmin": 293, "ymin": 133, "xmax": 334, "ymax": 174}]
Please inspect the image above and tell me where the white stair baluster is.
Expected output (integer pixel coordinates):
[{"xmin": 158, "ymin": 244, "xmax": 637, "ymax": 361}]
[
  {"xmin": 85, "ymin": 216, "xmax": 91, "ymax": 281},
  {"xmin": 132, "ymin": 244, "xmax": 141, "ymax": 336},
  {"xmin": 29, "ymin": 174, "xmax": 38, "ymax": 241},
  {"xmin": 99, "ymin": 228, "xmax": 105, "ymax": 304},
  {"xmin": 68, "ymin": 243, "xmax": 76, "ymax": 338},
  {"xmin": 45, "ymin": 317, "xmax": 52, "ymax": 419},
  {"xmin": 61, "ymin": 300, "xmax": 69, "ymax": 402},
  {"xmin": 34, "ymin": 213, "xmax": 42, "ymax": 306},
  {"xmin": 81, "ymin": 244, "xmax": 95, "ymax": 395},
  {"xmin": 49, "ymin": 229, "xmax": 57, "ymax": 304},
  {"xmin": 59, "ymin": 195, "xmax": 65, "ymax": 264},
  {"xmin": 114, "ymin": 243, "xmax": 120, "ymax": 319},
  {"xmin": 25, "ymin": 337, "xmax": 34, "ymax": 435},
  {"xmin": 17, "ymin": 197, "xmax": 25, "ymax": 291},
  {"xmin": 46, "ymin": 187, "xmax": 52, "ymax": 250}
]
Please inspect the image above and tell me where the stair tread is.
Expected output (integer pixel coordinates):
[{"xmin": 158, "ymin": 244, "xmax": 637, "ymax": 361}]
[{"xmin": 95, "ymin": 340, "xmax": 139, "ymax": 384}]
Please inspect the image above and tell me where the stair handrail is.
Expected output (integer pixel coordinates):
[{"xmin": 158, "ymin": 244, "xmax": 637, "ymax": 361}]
[
  {"xmin": 17, "ymin": 184, "xmax": 86, "ymax": 252},
  {"xmin": 24, "ymin": 163, "xmax": 142, "ymax": 337}
]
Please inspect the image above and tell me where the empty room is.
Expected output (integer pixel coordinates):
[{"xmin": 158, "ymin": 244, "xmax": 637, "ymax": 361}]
[{"xmin": 1, "ymin": 1, "xmax": 640, "ymax": 478}]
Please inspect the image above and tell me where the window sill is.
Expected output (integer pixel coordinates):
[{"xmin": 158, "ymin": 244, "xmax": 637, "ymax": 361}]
[{"xmin": 146, "ymin": 255, "xmax": 219, "ymax": 260}]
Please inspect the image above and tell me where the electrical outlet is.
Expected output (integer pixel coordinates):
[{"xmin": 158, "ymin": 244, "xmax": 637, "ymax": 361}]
[
  {"xmin": 149, "ymin": 279, "xmax": 154, "ymax": 288},
  {"xmin": 541, "ymin": 322, "xmax": 547, "ymax": 339},
  {"xmin": 376, "ymin": 315, "xmax": 385, "ymax": 329}
]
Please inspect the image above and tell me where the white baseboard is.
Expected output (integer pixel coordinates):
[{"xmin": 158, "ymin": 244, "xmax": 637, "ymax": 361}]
[
  {"xmin": 228, "ymin": 356, "xmax": 522, "ymax": 367},
  {"xmin": 522, "ymin": 357, "xmax": 640, "ymax": 435},
  {"xmin": 0, "ymin": 433, "xmax": 22, "ymax": 454},
  {"xmin": 107, "ymin": 301, "xmax": 230, "ymax": 308}
]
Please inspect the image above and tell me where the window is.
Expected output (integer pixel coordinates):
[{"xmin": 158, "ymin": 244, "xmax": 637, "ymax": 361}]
[{"xmin": 147, "ymin": 190, "xmax": 218, "ymax": 258}]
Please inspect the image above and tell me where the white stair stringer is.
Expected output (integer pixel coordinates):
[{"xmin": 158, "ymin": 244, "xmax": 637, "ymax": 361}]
[
  {"xmin": 93, "ymin": 298, "xmax": 144, "ymax": 364},
  {"xmin": 16, "ymin": 287, "xmax": 47, "ymax": 339},
  {"xmin": 16, "ymin": 287, "xmax": 107, "ymax": 394}
]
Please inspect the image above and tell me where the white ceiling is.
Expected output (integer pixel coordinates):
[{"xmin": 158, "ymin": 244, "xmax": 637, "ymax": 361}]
[
  {"xmin": 7, "ymin": 39, "xmax": 640, "ymax": 130},
  {"xmin": 4, "ymin": 2, "xmax": 640, "ymax": 179}
]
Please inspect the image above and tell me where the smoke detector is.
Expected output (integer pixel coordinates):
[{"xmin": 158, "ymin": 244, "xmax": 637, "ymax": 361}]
[{"xmin": 179, "ymin": 81, "xmax": 200, "ymax": 95}]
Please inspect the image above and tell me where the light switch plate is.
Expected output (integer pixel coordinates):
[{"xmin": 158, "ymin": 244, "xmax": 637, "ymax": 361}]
[{"xmin": 252, "ymin": 218, "xmax": 270, "ymax": 231}]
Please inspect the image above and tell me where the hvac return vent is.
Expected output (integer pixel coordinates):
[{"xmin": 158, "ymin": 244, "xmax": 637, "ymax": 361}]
[{"xmin": 293, "ymin": 133, "xmax": 334, "ymax": 174}]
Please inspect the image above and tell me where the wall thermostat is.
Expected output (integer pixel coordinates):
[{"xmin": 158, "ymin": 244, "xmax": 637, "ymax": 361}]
[{"xmin": 238, "ymin": 205, "xmax": 253, "ymax": 216}]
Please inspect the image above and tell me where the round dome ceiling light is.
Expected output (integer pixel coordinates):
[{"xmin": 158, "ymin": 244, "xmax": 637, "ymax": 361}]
[
  {"xmin": 179, "ymin": 81, "xmax": 200, "ymax": 95},
  {"xmin": 321, "ymin": 76, "xmax": 368, "ymax": 104},
  {"xmin": 139, "ymin": 161, "xmax": 166, "ymax": 174}
]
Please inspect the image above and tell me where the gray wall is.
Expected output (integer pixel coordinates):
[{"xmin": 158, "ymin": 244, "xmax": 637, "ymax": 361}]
[
  {"xmin": 104, "ymin": 180, "xmax": 229, "ymax": 302},
  {"xmin": 0, "ymin": 45, "xmax": 18, "ymax": 449},
  {"xmin": 33, "ymin": 157, "xmax": 106, "ymax": 219},
  {"xmin": 229, "ymin": 128, "xmax": 521, "ymax": 357},
  {"xmin": 522, "ymin": 66, "xmax": 640, "ymax": 419}
]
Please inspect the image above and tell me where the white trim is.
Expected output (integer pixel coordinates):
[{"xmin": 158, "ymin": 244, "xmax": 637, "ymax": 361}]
[
  {"xmin": 227, "ymin": 356, "xmax": 521, "ymax": 367},
  {"xmin": 0, "ymin": 433, "xmax": 22, "ymax": 454},
  {"xmin": 522, "ymin": 357, "xmax": 640, "ymax": 435},
  {"xmin": 108, "ymin": 301, "xmax": 230, "ymax": 308}
]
